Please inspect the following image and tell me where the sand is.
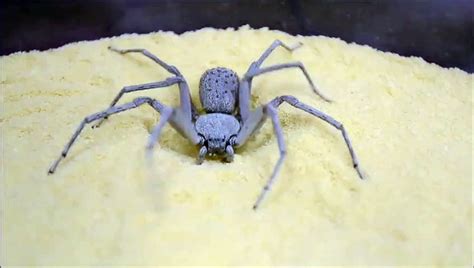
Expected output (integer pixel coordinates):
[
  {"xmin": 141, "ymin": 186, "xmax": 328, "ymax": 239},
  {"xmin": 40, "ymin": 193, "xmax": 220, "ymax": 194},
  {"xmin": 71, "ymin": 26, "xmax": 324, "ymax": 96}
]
[{"xmin": 1, "ymin": 26, "xmax": 472, "ymax": 265}]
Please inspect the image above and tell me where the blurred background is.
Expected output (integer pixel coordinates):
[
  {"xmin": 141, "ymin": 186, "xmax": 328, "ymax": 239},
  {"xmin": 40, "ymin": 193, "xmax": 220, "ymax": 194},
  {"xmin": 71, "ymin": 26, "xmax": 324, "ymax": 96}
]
[{"xmin": 1, "ymin": 0, "xmax": 473, "ymax": 72}]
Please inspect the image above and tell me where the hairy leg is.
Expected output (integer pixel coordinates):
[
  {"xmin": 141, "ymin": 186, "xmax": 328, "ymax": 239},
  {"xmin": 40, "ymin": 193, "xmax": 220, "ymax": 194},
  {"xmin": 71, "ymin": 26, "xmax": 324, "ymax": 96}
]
[
  {"xmin": 235, "ymin": 95, "xmax": 364, "ymax": 209},
  {"xmin": 233, "ymin": 104, "xmax": 285, "ymax": 209},
  {"xmin": 196, "ymin": 146, "xmax": 207, "ymax": 164},
  {"xmin": 224, "ymin": 145, "xmax": 234, "ymax": 163},
  {"xmin": 108, "ymin": 46, "xmax": 181, "ymax": 76},
  {"xmin": 146, "ymin": 108, "xmax": 173, "ymax": 153},
  {"xmin": 106, "ymin": 46, "xmax": 198, "ymax": 122},
  {"xmin": 92, "ymin": 77, "xmax": 182, "ymax": 128},
  {"xmin": 239, "ymin": 58, "xmax": 330, "ymax": 121},
  {"xmin": 48, "ymin": 97, "xmax": 171, "ymax": 174},
  {"xmin": 239, "ymin": 40, "xmax": 302, "ymax": 122},
  {"xmin": 251, "ymin": 39, "xmax": 303, "ymax": 72},
  {"xmin": 234, "ymin": 106, "xmax": 265, "ymax": 144},
  {"xmin": 245, "ymin": 62, "xmax": 332, "ymax": 103},
  {"xmin": 252, "ymin": 105, "xmax": 287, "ymax": 210},
  {"xmin": 270, "ymin": 95, "xmax": 364, "ymax": 179}
]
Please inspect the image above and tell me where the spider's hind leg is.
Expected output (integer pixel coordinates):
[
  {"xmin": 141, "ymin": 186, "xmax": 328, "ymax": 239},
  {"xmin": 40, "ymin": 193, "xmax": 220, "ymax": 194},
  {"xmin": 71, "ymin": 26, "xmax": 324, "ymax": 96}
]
[
  {"xmin": 94, "ymin": 46, "xmax": 198, "ymax": 128},
  {"xmin": 244, "ymin": 62, "xmax": 332, "ymax": 103},
  {"xmin": 239, "ymin": 40, "xmax": 331, "ymax": 122},
  {"xmin": 248, "ymin": 39, "xmax": 303, "ymax": 73},
  {"xmin": 108, "ymin": 46, "xmax": 181, "ymax": 76}
]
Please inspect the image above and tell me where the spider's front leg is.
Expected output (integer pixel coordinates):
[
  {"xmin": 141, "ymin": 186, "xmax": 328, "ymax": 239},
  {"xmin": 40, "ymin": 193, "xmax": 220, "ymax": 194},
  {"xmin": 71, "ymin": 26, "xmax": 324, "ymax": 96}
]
[
  {"xmin": 48, "ymin": 97, "xmax": 173, "ymax": 174},
  {"xmin": 233, "ymin": 104, "xmax": 286, "ymax": 210},
  {"xmin": 235, "ymin": 96, "xmax": 364, "ymax": 210}
]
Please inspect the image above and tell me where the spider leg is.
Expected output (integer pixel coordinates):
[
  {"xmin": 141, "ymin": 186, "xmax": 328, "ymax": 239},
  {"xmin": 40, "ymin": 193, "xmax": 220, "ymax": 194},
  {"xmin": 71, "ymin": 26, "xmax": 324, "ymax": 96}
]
[
  {"xmin": 102, "ymin": 46, "xmax": 198, "ymax": 125},
  {"xmin": 250, "ymin": 39, "xmax": 303, "ymax": 72},
  {"xmin": 245, "ymin": 40, "xmax": 302, "ymax": 91},
  {"xmin": 48, "ymin": 97, "xmax": 171, "ymax": 174},
  {"xmin": 224, "ymin": 145, "xmax": 234, "ymax": 163},
  {"xmin": 239, "ymin": 40, "xmax": 301, "ymax": 122},
  {"xmin": 246, "ymin": 62, "xmax": 332, "ymax": 103},
  {"xmin": 232, "ymin": 105, "xmax": 284, "ymax": 209},
  {"xmin": 235, "ymin": 95, "xmax": 363, "ymax": 209},
  {"xmin": 145, "ymin": 95, "xmax": 202, "ymax": 156},
  {"xmin": 92, "ymin": 77, "xmax": 183, "ymax": 128},
  {"xmin": 252, "ymin": 105, "xmax": 287, "ymax": 210},
  {"xmin": 196, "ymin": 146, "xmax": 208, "ymax": 164},
  {"xmin": 108, "ymin": 46, "xmax": 180, "ymax": 76},
  {"xmin": 239, "ymin": 61, "xmax": 331, "ymax": 122},
  {"xmin": 145, "ymin": 108, "xmax": 173, "ymax": 157},
  {"xmin": 234, "ymin": 106, "xmax": 265, "ymax": 144},
  {"xmin": 270, "ymin": 95, "xmax": 364, "ymax": 179}
]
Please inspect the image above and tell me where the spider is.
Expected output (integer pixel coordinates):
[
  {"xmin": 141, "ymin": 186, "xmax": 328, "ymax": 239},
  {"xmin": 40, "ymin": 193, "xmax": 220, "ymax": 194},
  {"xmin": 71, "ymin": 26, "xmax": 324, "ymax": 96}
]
[{"xmin": 48, "ymin": 40, "xmax": 364, "ymax": 209}]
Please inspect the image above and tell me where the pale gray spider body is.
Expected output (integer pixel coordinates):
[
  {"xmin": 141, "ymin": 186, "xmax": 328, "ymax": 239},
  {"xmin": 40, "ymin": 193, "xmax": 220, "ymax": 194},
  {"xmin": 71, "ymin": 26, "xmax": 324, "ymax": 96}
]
[{"xmin": 48, "ymin": 40, "xmax": 364, "ymax": 209}]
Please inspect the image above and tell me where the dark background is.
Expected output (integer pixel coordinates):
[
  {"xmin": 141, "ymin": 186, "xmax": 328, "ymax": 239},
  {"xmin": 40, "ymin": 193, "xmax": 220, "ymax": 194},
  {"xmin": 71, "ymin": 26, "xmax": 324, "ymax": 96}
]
[{"xmin": 1, "ymin": 0, "xmax": 473, "ymax": 72}]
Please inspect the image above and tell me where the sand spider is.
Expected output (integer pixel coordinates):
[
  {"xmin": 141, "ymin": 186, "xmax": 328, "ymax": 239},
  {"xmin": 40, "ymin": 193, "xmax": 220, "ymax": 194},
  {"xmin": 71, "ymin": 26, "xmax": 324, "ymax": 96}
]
[{"xmin": 48, "ymin": 40, "xmax": 364, "ymax": 209}]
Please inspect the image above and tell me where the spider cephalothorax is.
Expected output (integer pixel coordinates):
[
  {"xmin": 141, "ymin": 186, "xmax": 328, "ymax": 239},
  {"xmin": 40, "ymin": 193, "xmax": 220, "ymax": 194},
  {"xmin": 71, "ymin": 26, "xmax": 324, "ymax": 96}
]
[
  {"xmin": 195, "ymin": 113, "xmax": 239, "ymax": 156},
  {"xmin": 49, "ymin": 40, "xmax": 364, "ymax": 210}
]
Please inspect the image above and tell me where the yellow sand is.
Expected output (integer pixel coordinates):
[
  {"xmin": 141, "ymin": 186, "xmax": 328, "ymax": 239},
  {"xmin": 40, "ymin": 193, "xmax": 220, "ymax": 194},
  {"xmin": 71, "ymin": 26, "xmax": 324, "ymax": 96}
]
[{"xmin": 1, "ymin": 26, "xmax": 472, "ymax": 265}]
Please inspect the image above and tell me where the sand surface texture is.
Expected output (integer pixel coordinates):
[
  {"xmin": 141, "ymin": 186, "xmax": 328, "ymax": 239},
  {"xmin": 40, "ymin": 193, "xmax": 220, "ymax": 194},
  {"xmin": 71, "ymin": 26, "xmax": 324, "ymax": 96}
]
[{"xmin": 1, "ymin": 27, "xmax": 472, "ymax": 265}]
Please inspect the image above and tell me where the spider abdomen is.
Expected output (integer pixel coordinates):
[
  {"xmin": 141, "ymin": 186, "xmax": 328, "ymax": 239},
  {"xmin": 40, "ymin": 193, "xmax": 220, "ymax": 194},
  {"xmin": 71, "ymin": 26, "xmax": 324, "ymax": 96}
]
[
  {"xmin": 195, "ymin": 113, "xmax": 240, "ymax": 153},
  {"xmin": 199, "ymin": 67, "xmax": 239, "ymax": 114}
]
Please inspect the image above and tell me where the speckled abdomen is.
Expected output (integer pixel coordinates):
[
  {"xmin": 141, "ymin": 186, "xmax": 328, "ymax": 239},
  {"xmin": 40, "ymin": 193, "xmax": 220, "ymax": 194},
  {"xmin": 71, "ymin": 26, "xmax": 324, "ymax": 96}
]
[{"xmin": 199, "ymin": 67, "xmax": 239, "ymax": 114}]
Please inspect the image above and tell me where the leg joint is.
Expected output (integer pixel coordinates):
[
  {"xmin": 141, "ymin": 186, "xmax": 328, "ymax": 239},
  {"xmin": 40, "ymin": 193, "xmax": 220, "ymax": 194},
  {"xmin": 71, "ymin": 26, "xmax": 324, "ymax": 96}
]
[
  {"xmin": 84, "ymin": 114, "xmax": 99, "ymax": 123},
  {"xmin": 122, "ymin": 85, "xmax": 134, "ymax": 92},
  {"xmin": 281, "ymin": 95, "xmax": 299, "ymax": 104},
  {"xmin": 168, "ymin": 65, "xmax": 181, "ymax": 76},
  {"xmin": 132, "ymin": 97, "xmax": 153, "ymax": 106},
  {"xmin": 273, "ymin": 39, "xmax": 282, "ymax": 46}
]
